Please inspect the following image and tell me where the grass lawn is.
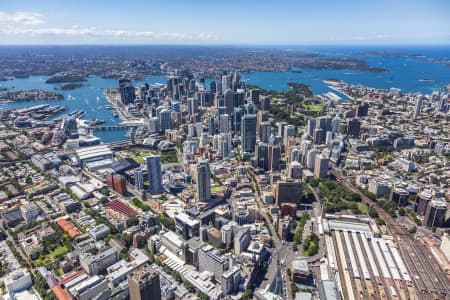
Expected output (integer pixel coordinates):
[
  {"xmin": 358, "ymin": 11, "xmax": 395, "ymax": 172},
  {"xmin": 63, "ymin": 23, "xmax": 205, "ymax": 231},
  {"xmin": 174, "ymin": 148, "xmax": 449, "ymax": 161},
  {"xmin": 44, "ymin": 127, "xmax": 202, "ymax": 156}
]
[
  {"xmin": 49, "ymin": 245, "xmax": 69, "ymax": 259},
  {"xmin": 304, "ymin": 103, "xmax": 323, "ymax": 111},
  {"xmin": 211, "ymin": 186, "xmax": 224, "ymax": 193}
]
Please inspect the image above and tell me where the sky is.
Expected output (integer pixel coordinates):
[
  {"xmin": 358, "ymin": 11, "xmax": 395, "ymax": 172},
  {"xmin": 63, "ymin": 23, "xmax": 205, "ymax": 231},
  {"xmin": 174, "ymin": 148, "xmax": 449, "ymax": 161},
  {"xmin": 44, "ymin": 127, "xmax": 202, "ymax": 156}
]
[{"xmin": 0, "ymin": 0, "xmax": 449, "ymax": 45}]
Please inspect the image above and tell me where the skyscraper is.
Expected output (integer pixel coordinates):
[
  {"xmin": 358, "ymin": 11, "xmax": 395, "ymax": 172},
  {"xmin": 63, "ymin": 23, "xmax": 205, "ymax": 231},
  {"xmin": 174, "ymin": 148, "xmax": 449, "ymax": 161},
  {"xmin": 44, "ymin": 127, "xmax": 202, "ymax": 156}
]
[
  {"xmin": 414, "ymin": 95, "xmax": 424, "ymax": 119},
  {"xmin": 146, "ymin": 155, "xmax": 162, "ymax": 195},
  {"xmin": 128, "ymin": 263, "xmax": 161, "ymax": 300},
  {"xmin": 241, "ymin": 114, "xmax": 257, "ymax": 154},
  {"xmin": 134, "ymin": 168, "xmax": 144, "ymax": 191},
  {"xmin": 197, "ymin": 158, "xmax": 211, "ymax": 202},
  {"xmin": 314, "ymin": 155, "xmax": 329, "ymax": 178}
]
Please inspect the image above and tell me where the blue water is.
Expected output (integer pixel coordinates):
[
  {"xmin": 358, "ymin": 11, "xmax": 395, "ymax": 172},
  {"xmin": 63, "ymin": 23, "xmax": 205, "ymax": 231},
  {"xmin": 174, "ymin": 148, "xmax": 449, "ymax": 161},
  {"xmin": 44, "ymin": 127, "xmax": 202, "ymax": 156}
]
[
  {"xmin": 0, "ymin": 46, "xmax": 449, "ymax": 142},
  {"xmin": 243, "ymin": 46, "xmax": 450, "ymax": 94},
  {"xmin": 0, "ymin": 75, "xmax": 166, "ymax": 142}
]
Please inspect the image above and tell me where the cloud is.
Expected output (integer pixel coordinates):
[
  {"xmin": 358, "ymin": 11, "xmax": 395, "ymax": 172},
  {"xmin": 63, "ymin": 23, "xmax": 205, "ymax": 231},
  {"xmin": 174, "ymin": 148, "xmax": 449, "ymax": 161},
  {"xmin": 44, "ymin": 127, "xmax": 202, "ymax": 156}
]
[
  {"xmin": 0, "ymin": 11, "xmax": 45, "ymax": 25},
  {"xmin": 0, "ymin": 26, "xmax": 219, "ymax": 42}
]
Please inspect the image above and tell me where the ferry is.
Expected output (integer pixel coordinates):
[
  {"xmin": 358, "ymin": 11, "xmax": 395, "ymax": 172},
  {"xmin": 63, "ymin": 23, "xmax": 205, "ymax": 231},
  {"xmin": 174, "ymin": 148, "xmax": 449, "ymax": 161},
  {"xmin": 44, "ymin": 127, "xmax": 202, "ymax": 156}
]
[{"xmin": 104, "ymin": 105, "xmax": 113, "ymax": 109}]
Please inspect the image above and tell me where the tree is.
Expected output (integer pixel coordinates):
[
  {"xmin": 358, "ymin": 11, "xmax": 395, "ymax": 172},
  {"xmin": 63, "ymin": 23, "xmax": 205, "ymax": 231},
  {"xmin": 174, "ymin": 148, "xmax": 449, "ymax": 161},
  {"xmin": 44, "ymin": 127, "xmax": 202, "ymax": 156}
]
[
  {"xmin": 368, "ymin": 206, "xmax": 378, "ymax": 218},
  {"xmin": 242, "ymin": 289, "xmax": 253, "ymax": 300},
  {"xmin": 408, "ymin": 226, "xmax": 417, "ymax": 234},
  {"xmin": 398, "ymin": 208, "xmax": 406, "ymax": 216}
]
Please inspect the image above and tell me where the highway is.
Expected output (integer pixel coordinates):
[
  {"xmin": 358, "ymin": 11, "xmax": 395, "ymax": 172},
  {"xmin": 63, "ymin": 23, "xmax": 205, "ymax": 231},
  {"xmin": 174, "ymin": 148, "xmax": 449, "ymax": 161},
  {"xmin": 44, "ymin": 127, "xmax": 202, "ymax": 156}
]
[{"xmin": 330, "ymin": 169, "xmax": 450, "ymax": 299}]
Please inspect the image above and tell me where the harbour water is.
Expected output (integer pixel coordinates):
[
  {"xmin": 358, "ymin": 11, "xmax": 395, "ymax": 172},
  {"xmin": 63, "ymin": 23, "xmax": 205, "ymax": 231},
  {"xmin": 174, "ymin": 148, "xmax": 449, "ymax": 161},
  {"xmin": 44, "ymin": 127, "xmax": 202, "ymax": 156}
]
[{"xmin": 0, "ymin": 46, "xmax": 449, "ymax": 142}]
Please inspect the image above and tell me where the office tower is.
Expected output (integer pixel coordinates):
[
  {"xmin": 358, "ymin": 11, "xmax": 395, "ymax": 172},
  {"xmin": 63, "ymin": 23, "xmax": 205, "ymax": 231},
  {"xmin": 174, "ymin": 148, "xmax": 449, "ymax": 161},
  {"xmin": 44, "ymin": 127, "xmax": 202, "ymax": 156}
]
[
  {"xmin": 199, "ymin": 91, "xmax": 212, "ymax": 107},
  {"xmin": 189, "ymin": 78, "xmax": 196, "ymax": 91},
  {"xmin": 197, "ymin": 159, "xmax": 211, "ymax": 202},
  {"xmin": 148, "ymin": 116, "xmax": 160, "ymax": 134},
  {"xmin": 356, "ymin": 101, "xmax": 369, "ymax": 117},
  {"xmin": 233, "ymin": 107, "xmax": 242, "ymax": 134},
  {"xmin": 259, "ymin": 121, "xmax": 271, "ymax": 143},
  {"xmin": 231, "ymin": 72, "xmax": 241, "ymax": 91},
  {"xmin": 134, "ymin": 168, "xmax": 144, "ymax": 191},
  {"xmin": 128, "ymin": 263, "xmax": 161, "ymax": 300},
  {"xmin": 234, "ymin": 89, "xmax": 245, "ymax": 107},
  {"xmin": 222, "ymin": 74, "xmax": 232, "ymax": 91},
  {"xmin": 250, "ymin": 89, "xmax": 260, "ymax": 104},
  {"xmin": 241, "ymin": 114, "xmax": 257, "ymax": 154},
  {"xmin": 167, "ymin": 76, "xmax": 180, "ymax": 98},
  {"xmin": 199, "ymin": 244, "xmax": 229, "ymax": 283},
  {"xmin": 218, "ymin": 133, "xmax": 232, "ymax": 158},
  {"xmin": 188, "ymin": 97, "xmax": 199, "ymax": 115},
  {"xmin": 284, "ymin": 124, "xmax": 296, "ymax": 142},
  {"xmin": 275, "ymin": 180, "xmax": 302, "ymax": 206},
  {"xmin": 219, "ymin": 114, "xmax": 230, "ymax": 133},
  {"xmin": 261, "ymin": 96, "xmax": 271, "ymax": 111},
  {"xmin": 347, "ymin": 118, "xmax": 361, "ymax": 138},
  {"xmin": 224, "ymin": 90, "xmax": 234, "ymax": 115},
  {"xmin": 256, "ymin": 142, "xmax": 269, "ymax": 170},
  {"xmin": 105, "ymin": 173, "xmax": 127, "ymax": 196},
  {"xmin": 146, "ymin": 155, "xmax": 162, "ymax": 195},
  {"xmin": 159, "ymin": 109, "xmax": 172, "ymax": 131},
  {"xmin": 314, "ymin": 155, "xmax": 329, "ymax": 178},
  {"xmin": 306, "ymin": 118, "xmax": 316, "ymax": 137},
  {"xmin": 316, "ymin": 116, "xmax": 332, "ymax": 132},
  {"xmin": 172, "ymin": 100, "xmax": 180, "ymax": 113},
  {"xmin": 313, "ymin": 128, "xmax": 324, "ymax": 144},
  {"xmin": 424, "ymin": 200, "xmax": 447, "ymax": 227},
  {"xmin": 210, "ymin": 81, "xmax": 217, "ymax": 94},
  {"xmin": 289, "ymin": 161, "xmax": 303, "ymax": 179},
  {"xmin": 188, "ymin": 123, "xmax": 197, "ymax": 137},
  {"xmin": 257, "ymin": 110, "xmax": 270, "ymax": 136},
  {"xmin": 306, "ymin": 149, "xmax": 319, "ymax": 170},
  {"xmin": 289, "ymin": 147, "xmax": 301, "ymax": 163},
  {"xmin": 208, "ymin": 116, "xmax": 216, "ymax": 135},
  {"xmin": 268, "ymin": 143, "xmax": 281, "ymax": 171},
  {"xmin": 389, "ymin": 187, "xmax": 409, "ymax": 207},
  {"xmin": 331, "ymin": 116, "xmax": 341, "ymax": 133},
  {"xmin": 415, "ymin": 190, "xmax": 432, "ymax": 215},
  {"xmin": 325, "ymin": 131, "xmax": 333, "ymax": 144},
  {"xmin": 120, "ymin": 84, "xmax": 136, "ymax": 105},
  {"xmin": 414, "ymin": 95, "xmax": 424, "ymax": 119},
  {"xmin": 244, "ymin": 103, "xmax": 255, "ymax": 115}
]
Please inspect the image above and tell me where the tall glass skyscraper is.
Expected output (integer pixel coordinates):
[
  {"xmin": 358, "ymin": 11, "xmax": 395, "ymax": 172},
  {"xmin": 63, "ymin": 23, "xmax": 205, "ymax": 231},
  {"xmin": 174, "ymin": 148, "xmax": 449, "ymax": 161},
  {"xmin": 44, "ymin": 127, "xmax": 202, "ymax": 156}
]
[
  {"xmin": 241, "ymin": 114, "xmax": 257, "ymax": 154},
  {"xmin": 197, "ymin": 158, "xmax": 211, "ymax": 202},
  {"xmin": 146, "ymin": 155, "xmax": 163, "ymax": 194}
]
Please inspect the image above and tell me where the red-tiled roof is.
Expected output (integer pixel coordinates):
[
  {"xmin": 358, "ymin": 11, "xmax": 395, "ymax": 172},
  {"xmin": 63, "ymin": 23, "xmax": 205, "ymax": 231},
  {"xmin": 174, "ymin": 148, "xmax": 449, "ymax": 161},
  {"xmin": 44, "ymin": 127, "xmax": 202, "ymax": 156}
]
[
  {"xmin": 56, "ymin": 218, "xmax": 81, "ymax": 239},
  {"xmin": 106, "ymin": 199, "xmax": 137, "ymax": 216}
]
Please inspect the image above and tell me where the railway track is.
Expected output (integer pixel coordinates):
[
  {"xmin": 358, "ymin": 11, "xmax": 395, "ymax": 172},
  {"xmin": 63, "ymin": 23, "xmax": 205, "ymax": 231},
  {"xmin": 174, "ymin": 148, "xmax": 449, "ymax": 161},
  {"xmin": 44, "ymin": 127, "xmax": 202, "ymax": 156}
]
[{"xmin": 330, "ymin": 170, "xmax": 450, "ymax": 299}]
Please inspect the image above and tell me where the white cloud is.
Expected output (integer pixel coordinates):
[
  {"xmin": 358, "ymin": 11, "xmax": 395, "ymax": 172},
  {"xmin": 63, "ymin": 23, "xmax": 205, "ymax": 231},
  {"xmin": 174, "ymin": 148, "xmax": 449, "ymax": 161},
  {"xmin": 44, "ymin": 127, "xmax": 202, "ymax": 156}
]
[
  {"xmin": 0, "ymin": 26, "xmax": 219, "ymax": 41},
  {"xmin": 0, "ymin": 11, "xmax": 45, "ymax": 25}
]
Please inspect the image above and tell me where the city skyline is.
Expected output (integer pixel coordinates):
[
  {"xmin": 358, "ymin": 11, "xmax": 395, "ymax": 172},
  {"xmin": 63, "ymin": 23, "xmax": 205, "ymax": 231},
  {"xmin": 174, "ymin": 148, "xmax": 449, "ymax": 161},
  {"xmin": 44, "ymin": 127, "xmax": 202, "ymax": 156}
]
[{"xmin": 1, "ymin": 0, "xmax": 449, "ymax": 45}]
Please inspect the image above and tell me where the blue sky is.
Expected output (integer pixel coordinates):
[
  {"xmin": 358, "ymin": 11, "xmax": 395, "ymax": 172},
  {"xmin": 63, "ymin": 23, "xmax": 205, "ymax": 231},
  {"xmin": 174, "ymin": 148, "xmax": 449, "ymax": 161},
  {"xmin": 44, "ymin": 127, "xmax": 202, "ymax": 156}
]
[{"xmin": 0, "ymin": 0, "xmax": 449, "ymax": 45}]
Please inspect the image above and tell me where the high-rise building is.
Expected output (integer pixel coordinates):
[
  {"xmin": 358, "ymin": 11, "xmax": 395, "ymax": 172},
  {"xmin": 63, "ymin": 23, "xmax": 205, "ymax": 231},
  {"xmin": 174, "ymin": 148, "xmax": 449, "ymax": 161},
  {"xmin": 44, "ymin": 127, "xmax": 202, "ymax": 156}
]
[
  {"xmin": 259, "ymin": 121, "xmax": 271, "ymax": 143},
  {"xmin": 347, "ymin": 118, "xmax": 361, "ymax": 138},
  {"xmin": 233, "ymin": 107, "xmax": 242, "ymax": 134},
  {"xmin": 218, "ymin": 133, "xmax": 232, "ymax": 158},
  {"xmin": 105, "ymin": 174, "xmax": 127, "ymax": 196},
  {"xmin": 414, "ymin": 95, "xmax": 424, "ymax": 119},
  {"xmin": 208, "ymin": 116, "xmax": 216, "ymax": 135},
  {"xmin": 356, "ymin": 101, "xmax": 369, "ymax": 117},
  {"xmin": 249, "ymin": 89, "xmax": 260, "ymax": 104},
  {"xmin": 197, "ymin": 159, "xmax": 211, "ymax": 202},
  {"xmin": 128, "ymin": 263, "xmax": 161, "ymax": 300},
  {"xmin": 331, "ymin": 116, "xmax": 341, "ymax": 133},
  {"xmin": 222, "ymin": 74, "xmax": 232, "ymax": 91},
  {"xmin": 223, "ymin": 90, "xmax": 234, "ymax": 115},
  {"xmin": 415, "ymin": 190, "xmax": 432, "ymax": 216},
  {"xmin": 219, "ymin": 114, "xmax": 230, "ymax": 133},
  {"xmin": 268, "ymin": 143, "xmax": 281, "ymax": 172},
  {"xmin": 241, "ymin": 114, "xmax": 257, "ymax": 154},
  {"xmin": 275, "ymin": 180, "xmax": 303, "ymax": 206},
  {"xmin": 283, "ymin": 124, "xmax": 296, "ymax": 143},
  {"xmin": 159, "ymin": 109, "xmax": 172, "ymax": 132},
  {"xmin": 262, "ymin": 96, "xmax": 271, "ymax": 111},
  {"xmin": 146, "ymin": 156, "xmax": 162, "ymax": 195},
  {"xmin": 314, "ymin": 155, "xmax": 329, "ymax": 178},
  {"xmin": 424, "ymin": 200, "xmax": 447, "ymax": 228},
  {"xmin": 134, "ymin": 169, "xmax": 144, "ymax": 191},
  {"xmin": 256, "ymin": 142, "xmax": 269, "ymax": 170},
  {"xmin": 199, "ymin": 244, "xmax": 229, "ymax": 283}
]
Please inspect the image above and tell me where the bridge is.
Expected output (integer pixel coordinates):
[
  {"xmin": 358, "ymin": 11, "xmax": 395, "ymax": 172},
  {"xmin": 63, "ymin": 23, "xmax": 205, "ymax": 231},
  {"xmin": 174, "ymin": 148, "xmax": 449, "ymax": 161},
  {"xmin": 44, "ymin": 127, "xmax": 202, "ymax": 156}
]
[{"xmin": 92, "ymin": 125, "xmax": 135, "ymax": 131}]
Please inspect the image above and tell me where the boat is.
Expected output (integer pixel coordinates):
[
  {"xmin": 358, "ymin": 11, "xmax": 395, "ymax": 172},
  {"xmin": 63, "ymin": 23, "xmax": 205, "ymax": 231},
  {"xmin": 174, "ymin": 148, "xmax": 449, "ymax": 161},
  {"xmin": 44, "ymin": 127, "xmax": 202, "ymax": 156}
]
[
  {"xmin": 104, "ymin": 105, "xmax": 113, "ymax": 109},
  {"xmin": 112, "ymin": 113, "xmax": 119, "ymax": 117}
]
